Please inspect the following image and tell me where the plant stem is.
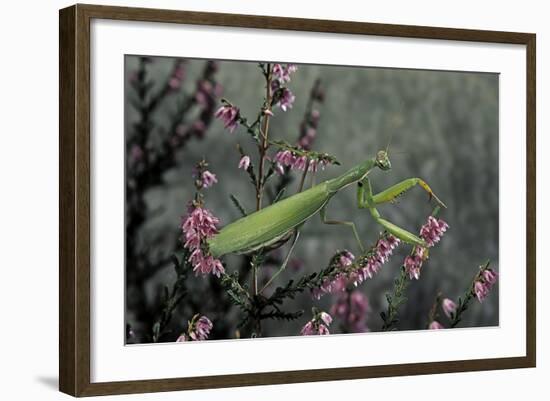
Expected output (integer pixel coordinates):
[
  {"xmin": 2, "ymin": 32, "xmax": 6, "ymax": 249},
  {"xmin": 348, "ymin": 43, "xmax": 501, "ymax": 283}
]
[
  {"xmin": 427, "ymin": 292, "xmax": 442, "ymax": 327},
  {"xmin": 256, "ymin": 63, "xmax": 273, "ymax": 212},
  {"xmin": 450, "ymin": 289, "xmax": 475, "ymax": 328},
  {"xmin": 297, "ymin": 159, "xmax": 311, "ymax": 192},
  {"xmin": 450, "ymin": 261, "xmax": 490, "ymax": 328},
  {"xmin": 252, "ymin": 64, "xmax": 273, "ymax": 300},
  {"xmin": 381, "ymin": 266, "xmax": 410, "ymax": 331}
]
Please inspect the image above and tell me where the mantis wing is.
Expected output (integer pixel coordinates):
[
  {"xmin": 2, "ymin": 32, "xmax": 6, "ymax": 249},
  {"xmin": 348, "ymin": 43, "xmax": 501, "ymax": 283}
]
[{"xmin": 208, "ymin": 182, "xmax": 331, "ymax": 257}]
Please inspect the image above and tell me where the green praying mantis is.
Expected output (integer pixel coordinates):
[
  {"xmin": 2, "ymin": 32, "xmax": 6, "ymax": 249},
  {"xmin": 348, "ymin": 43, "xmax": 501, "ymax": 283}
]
[{"xmin": 207, "ymin": 149, "xmax": 446, "ymax": 290}]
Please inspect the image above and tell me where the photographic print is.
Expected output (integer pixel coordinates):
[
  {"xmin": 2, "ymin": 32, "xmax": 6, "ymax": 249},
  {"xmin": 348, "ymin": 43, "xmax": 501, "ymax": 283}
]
[
  {"xmin": 59, "ymin": 6, "xmax": 535, "ymax": 395},
  {"xmin": 124, "ymin": 56, "xmax": 499, "ymax": 344}
]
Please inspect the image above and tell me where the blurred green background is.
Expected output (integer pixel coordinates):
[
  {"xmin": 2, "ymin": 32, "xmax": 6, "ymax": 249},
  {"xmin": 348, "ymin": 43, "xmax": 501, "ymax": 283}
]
[{"xmin": 125, "ymin": 56, "xmax": 499, "ymax": 341}]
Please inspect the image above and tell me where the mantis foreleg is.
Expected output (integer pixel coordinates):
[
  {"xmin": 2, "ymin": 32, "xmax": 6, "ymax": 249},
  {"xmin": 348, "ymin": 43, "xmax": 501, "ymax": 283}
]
[
  {"xmin": 320, "ymin": 205, "xmax": 365, "ymax": 252},
  {"xmin": 371, "ymin": 177, "xmax": 447, "ymax": 208},
  {"xmin": 358, "ymin": 178, "xmax": 429, "ymax": 247}
]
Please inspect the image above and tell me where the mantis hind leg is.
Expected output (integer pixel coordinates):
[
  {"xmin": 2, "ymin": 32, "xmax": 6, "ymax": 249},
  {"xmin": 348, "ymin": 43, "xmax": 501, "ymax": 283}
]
[
  {"xmin": 320, "ymin": 205, "xmax": 365, "ymax": 253},
  {"xmin": 358, "ymin": 178, "xmax": 427, "ymax": 247},
  {"xmin": 260, "ymin": 230, "xmax": 300, "ymax": 293}
]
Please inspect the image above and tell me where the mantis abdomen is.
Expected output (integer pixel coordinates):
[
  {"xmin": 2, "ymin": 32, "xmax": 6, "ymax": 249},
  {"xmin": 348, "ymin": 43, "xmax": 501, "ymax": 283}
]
[{"xmin": 208, "ymin": 182, "xmax": 332, "ymax": 257}]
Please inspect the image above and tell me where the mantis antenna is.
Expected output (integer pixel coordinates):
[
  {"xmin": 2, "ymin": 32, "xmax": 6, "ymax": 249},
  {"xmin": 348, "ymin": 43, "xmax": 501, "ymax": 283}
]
[
  {"xmin": 385, "ymin": 99, "xmax": 406, "ymax": 154},
  {"xmin": 385, "ymin": 130, "xmax": 394, "ymax": 154}
]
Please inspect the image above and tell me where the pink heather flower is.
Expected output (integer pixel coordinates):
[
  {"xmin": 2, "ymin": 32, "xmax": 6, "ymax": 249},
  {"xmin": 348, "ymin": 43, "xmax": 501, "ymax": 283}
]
[
  {"xmin": 189, "ymin": 315, "xmax": 213, "ymax": 341},
  {"xmin": 355, "ymin": 235, "xmax": 401, "ymax": 284},
  {"xmin": 194, "ymin": 91, "xmax": 208, "ymax": 108},
  {"xmin": 298, "ymin": 138, "xmax": 310, "ymax": 149},
  {"xmin": 311, "ymin": 276, "xmax": 347, "ymax": 299},
  {"xmin": 300, "ymin": 321, "xmax": 315, "ymax": 335},
  {"xmin": 273, "ymin": 150, "xmax": 329, "ymax": 172},
  {"xmin": 168, "ymin": 77, "xmax": 182, "ymax": 91},
  {"xmin": 168, "ymin": 62, "xmax": 185, "ymax": 91},
  {"xmin": 318, "ymin": 324, "xmax": 330, "ymax": 335},
  {"xmin": 404, "ymin": 252, "xmax": 423, "ymax": 280},
  {"xmin": 330, "ymin": 290, "xmax": 370, "ymax": 333},
  {"xmin": 401, "ymin": 215, "xmax": 448, "ymax": 280},
  {"xmin": 191, "ymin": 120, "xmax": 206, "ymax": 137},
  {"xmin": 330, "ymin": 276, "xmax": 348, "ymax": 292},
  {"xmin": 215, "ymin": 105, "xmax": 240, "ymax": 133},
  {"xmin": 272, "ymin": 63, "xmax": 297, "ymax": 83},
  {"xmin": 320, "ymin": 312, "xmax": 333, "ymax": 326},
  {"xmin": 201, "ymin": 170, "xmax": 218, "ymax": 188},
  {"xmin": 176, "ymin": 334, "xmax": 188, "ymax": 342},
  {"xmin": 442, "ymin": 298, "xmax": 457, "ymax": 318},
  {"xmin": 474, "ymin": 269, "xmax": 498, "ymax": 302},
  {"xmin": 301, "ymin": 312, "xmax": 332, "ymax": 336},
  {"xmin": 263, "ymin": 109, "xmax": 274, "ymax": 116},
  {"xmin": 331, "ymin": 297, "xmax": 348, "ymax": 317},
  {"xmin": 312, "ymin": 250, "xmax": 355, "ymax": 299},
  {"xmin": 272, "ymin": 64, "xmax": 286, "ymax": 80},
  {"xmin": 129, "ymin": 144, "xmax": 144, "ymax": 165},
  {"xmin": 292, "ymin": 155, "xmax": 307, "ymax": 170},
  {"xmin": 350, "ymin": 291, "xmax": 370, "ymax": 314},
  {"xmin": 429, "ymin": 321, "xmax": 444, "ymax": 330},
  {"xmin": 211, "ymin": 259, "xmax": 224, "ymax": 277},
  {"xmin": 274, "ymin": 150, "xmax": 294, "ymax": 166},
  {"xmin": 311, "ymin": 279, "xmax": 332, "ymax": 300},
  {"xmin": 474, "ymin": 268, "xmax": 498, "ymax": 302},
  {"xmin": 182, "ymin": 206, "xmax": 224, "ymax": 277},
  {"xmin": 474, "ymin": 281, "xmax": 490, "ymax": 302},
  {"xmin": 182, "ymin": 207, "xmax": 220, "ymax": 241},
  {"xmin": 483, "ymin": 269, "xmax": 498, "ymax": 285},
  {"xmin": 310, "ymin": 109, "xmax": 320, "ymax": 123},
  {"xmin": 270, "ymin": 79, "xmax": 281, "ymax": 93},
  {"xmin": 308, "ymin": 160, "xmax": 320, "ymax": 173},
  {"xmin": 274, "ymin": 162, "xmax": 285, "ymax": 175},
  {"xmin": 420, "ymin": 216, "xmax": 449, "ymax": 247},
  {"xmin": 189, "ymin": 249, "xmax": 225, "ymax": 277},
  {"xmin": 276, "ymin": 88, "xmax": 295, "ymax": 112},
  {"xmin": 287, "ymin": 64, "xmax": 298, "ymax": 74},
  {"xmin": 194, "ymin": 80, "xmax": 214, "ymax": 108},
  {"xmin": 313, "ymin": 235, "xmax": 401, "ymax": 299},
  {"xmin": 238, "ymin": 155, "xmax": 251, "ymax": 170},
  {"xmin": 298, "ymin": 126, "xmax": 318, "ymax": 151},
  {"xmin": 339, "ymin": 250, "xmax": 355, "ymax": 267}
]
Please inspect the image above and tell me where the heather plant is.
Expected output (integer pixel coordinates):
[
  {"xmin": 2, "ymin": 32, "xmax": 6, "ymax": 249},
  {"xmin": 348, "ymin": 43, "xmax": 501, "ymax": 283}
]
[
  {"xmin": 125, "ymin": 59, "xmax": 499, "ymax": 343},
  {"xmin": 125, "ymin": 57, "xmax": 222, "ymax": 343}
]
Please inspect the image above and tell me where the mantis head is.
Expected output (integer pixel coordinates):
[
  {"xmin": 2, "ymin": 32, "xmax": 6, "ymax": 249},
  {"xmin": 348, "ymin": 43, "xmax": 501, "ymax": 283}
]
[{"xmin": 375, "ymin": 150, "xmax": 392, "ymax": 171}]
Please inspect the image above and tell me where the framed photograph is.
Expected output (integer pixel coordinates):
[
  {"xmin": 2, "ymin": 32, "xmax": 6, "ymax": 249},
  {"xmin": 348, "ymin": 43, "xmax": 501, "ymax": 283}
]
[{"xmin": 59, "ymin": 4, "xmax": 536, "ymax": 397}]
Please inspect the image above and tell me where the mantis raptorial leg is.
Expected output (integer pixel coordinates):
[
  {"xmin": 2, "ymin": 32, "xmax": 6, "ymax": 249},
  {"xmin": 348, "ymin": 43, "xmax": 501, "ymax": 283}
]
[
  {"xmin": 370, "ymin": 177, "xmax": 447, "ymax": 208},
  {"xmin": 357, "ymin": 177, "xmax": 442, "ymax": 247},
  {"xmin": 320, "ymin": 205, "xmax": 365, "ymax": 253}
]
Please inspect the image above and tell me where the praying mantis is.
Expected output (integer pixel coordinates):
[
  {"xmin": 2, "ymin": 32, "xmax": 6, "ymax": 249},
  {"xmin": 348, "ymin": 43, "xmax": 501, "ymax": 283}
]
[{"xmin": 207, "ymin": 149, "xmax": 447, "ymax": 277}]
